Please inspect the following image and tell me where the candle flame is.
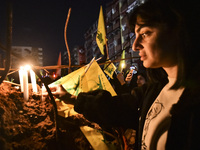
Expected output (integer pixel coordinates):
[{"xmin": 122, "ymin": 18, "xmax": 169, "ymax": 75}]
[
  {"xmin": 24, "ymin": 65, "xmax": 31, "ymax": 70},
  {"xmin": 121, "ymin": 63, "xmax": 125, "ymax": 69}
]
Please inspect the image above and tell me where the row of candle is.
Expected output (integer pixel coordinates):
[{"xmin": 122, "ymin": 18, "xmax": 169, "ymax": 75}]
[{"xmin": 18, "ymin": 65, "xmax": 38, "ymax": 100}]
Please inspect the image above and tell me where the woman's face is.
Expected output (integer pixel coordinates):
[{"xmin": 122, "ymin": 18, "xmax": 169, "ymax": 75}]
[
  {"xmin": 132, "ymin": 16, "xmax": 177, "ymax": 68},
  {"xmin": 137, "ymin": 75, "xmax": 146, "ymax": 87}
]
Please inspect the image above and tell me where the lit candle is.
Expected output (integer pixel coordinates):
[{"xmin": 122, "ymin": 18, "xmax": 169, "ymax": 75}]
[
  {"xmin": 41, "ymin": 83, "xmax": 46, "ymax": 101},
  {"xmin": 30, "ymin": 69, "xmax": 37, "ymax": 93},
  {"xmin": 19, "ymin": 67, "xmax": 24, "ymax": 92},
  {"xmin": 121, "ymin": 63, "xmax": 125, "ymax": 72},
  {"xmin": 23, "ymin": 65, "xmax": 30, "ymax": 101}
]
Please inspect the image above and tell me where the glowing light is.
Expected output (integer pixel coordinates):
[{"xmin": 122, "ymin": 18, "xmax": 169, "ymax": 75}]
[
  {"xmin": 53, "ymin": 73, "xmax": 56, "ymax": 78},
  {"xmin": 121, "ymin": 63, "xmax": 126, "ymax": 72},
  {"xmin": 19, "ymin": 66, "xmax": 29, "ymax": 101},
  {"xmin": 121, "ymin": 63, "xmax": 125, "ymax": 68},
  {"xmin": 41, "ymin": 84, "xmax": 46, "ymax": 101},
  {"xmin": 24, "ymin": 65, "xmax": 31, "ymax": 71},
  {"xmin": 18, "ymin": 64, "xmax": 38, "ymax": 100},
  {"xmin": 30, "ymin": 69, "xmax": 38, "ymax": 93}
]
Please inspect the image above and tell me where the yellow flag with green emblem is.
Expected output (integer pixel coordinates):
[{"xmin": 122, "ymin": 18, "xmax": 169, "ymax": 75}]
[
  {"xmin": 50, "ymin": 65, "xmax": 86, "ymax": 96},
  {"xmin": 81, "ymin": 60, "xmax": 116, "ymax": 96},
  {"xmin": 50, "ymin": 59, "xmax": 117, "ymax": 96},
  {"xmin": 96, "ymin": 6, "xmax": 106, "ymax": 55},
  {"xmin": 104, "ymin": 61, "xmax": 116, "ymax": 79}
]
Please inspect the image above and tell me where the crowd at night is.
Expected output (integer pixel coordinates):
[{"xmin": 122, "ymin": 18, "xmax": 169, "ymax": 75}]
[{"xmin": 0, "ymin": 0, "xmax": 200, "ymax": 150}]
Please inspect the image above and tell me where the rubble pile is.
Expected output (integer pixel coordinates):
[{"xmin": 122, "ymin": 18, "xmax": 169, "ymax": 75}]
[{"xmin": 0, "ymin": 82, "xmax": 93, "ymax": 150}]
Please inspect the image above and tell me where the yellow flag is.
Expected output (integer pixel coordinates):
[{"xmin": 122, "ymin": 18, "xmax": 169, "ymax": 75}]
[
  {"xmin": 104, "ymin": 61, "xmax": 116, "ymax": 79},
  {"xmin": 81, "ymin": 60, "xmax": 117, "ymax": 96},
  {"xmin": 50, "ymin": 65, "xmax": 86, "ymax": 96},
  {"xmin": 96, "ymin": 6, "xmax": 106, "ymax": 55},
  {"xmin": 50, "ymin": 59, "xmax": 117, "ymax": 96}
]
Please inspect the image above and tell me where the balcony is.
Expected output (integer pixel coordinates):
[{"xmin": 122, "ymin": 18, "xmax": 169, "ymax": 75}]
[
  {"xmin": 109, "ymin": 47, "xmax": 115, "ymax": 57},
  {"xmin": 121, "ymin": 15, "xmax": 128, "ymax": 24},
  {"xmin": 121, "ymin": 1, "xmax": 128, "ymax": 13},
  {"xmin": 123, "ymin": 41, "xmax": 130, "ymax": 49},
  {"xmin": 108, "ymin": 37, "xmax": 114, "ymax": 44},
  {"xmin": 113, "ymin": 21, "xmax": 120, "ymax": 30},
  {"xmin": 128, "ymin": 0, "xmax": 136, "ymax": 5},
  {"xmin": 115, "ymin": 45, "xmax": 122, "ymax": 52},
  {"xmin": 107, "ymin": 25, "xmax": 113, "ymax": 33},
  {"xmin": 114, "ymin": 32, "xmax": 121, "ymax": 40},
  {"xmin": 122, "ymin": 28, "xmax": 129, "ymax": 37},
  {"xmin": 112, "ymin": 10, "xmax": 119, "ymax": 20}
]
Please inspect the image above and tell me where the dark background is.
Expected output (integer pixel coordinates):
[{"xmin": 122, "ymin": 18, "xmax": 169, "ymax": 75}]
[{"xmin": 0, "ymin": 0, "xmax": 112, "ymax": 66}]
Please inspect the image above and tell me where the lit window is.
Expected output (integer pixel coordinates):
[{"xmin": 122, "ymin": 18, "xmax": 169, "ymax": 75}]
[
  {"xmin": 114, "ymin": 40, "xmax": 117, "ymax": 46},
  {"xmin": 122, "ymin": 24, "xmax": 126, "ymax": 31},
  {"xmin": 112, "ymin": 8, "xmax": 116, "ymax": 14}
]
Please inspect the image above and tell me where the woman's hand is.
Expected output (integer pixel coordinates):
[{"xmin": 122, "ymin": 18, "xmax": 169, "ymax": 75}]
[
  {"xmin": 117, "ymin": 73, "xmax": 126, "ymax": 85},
  {"xmin": 44, "ymin": 84, "xmax": 76, "ymax": 104},
  {"xmin": 125, "ymin": 69, "xmax": 133, "ymax": 83}
]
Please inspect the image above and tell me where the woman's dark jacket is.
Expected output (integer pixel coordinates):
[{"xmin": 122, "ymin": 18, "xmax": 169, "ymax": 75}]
[{"xmin": 74, "ymin": 80, "xmax": 200, "ymax": 150}]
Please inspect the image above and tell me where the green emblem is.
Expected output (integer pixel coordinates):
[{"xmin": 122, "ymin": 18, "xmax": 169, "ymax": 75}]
[
  {"xmin": 97, "ymin": 31, "xmax": 103, "ymax": 44},
  {"xmin": 66, "ymin": 75, "xmax": 81, "ymax": 96}
]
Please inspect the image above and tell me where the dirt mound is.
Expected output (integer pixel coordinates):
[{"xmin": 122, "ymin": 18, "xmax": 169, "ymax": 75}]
[{"xmin": 0, "ymin": 82, "xmax": 93, "ymax": 150}]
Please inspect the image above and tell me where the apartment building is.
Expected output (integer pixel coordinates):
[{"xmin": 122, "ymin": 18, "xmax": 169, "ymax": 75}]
[
  {"xmin": 84, "ymin": 0, "xmax": 143, "ymax": 70},
  {"xmin": 11, "ymin": 46, "xmax": 43, "ymax": 68}
]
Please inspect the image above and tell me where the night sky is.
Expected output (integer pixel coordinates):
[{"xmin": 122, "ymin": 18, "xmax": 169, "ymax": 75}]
[{"xmin": 0, "ymin": 0, "xmax": 112, "ymax": 66}]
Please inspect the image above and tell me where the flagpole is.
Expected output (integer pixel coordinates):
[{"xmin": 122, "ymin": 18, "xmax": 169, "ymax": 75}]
[
  {"xmin": 84, "ymin": 57, "xmax": 96, "ymax": 74},
  {"xmin": 105, "ymin": 35, "xmax": 109, "ymax": 59}
]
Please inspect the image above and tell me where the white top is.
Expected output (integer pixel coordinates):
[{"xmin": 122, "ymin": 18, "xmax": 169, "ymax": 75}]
[{"xmin": 141, "ymin": 77, "xmax": 185, "ymax": 150}]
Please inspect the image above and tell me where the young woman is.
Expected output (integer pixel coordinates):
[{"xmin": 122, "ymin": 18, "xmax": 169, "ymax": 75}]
[
  {"xmin": 51, "ymin": 0, "xmax": 200, "ymax": 149},
  {"xmin": 136, "ymin": 72, "xmax": 147, "ymax": 87}
]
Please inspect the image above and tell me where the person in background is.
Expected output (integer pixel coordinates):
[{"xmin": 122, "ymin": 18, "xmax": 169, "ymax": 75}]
[
  {"xmin": 117, "ymin": 67, "xmax": 137, "ymax": 85},
  {"xmin": 47, "ymin": 0, "xmax": 200, "ymax": 149},
  {"xmin": 115, "ymin": 66, "xmax": 138, "ymax": 94},
  {"xmin": 136, "ymin": 72, "xmax": 147, "ymax": 87},
  {"xmin": 117, "ymin": 68, "xmax": 147, "ymax": 93}
]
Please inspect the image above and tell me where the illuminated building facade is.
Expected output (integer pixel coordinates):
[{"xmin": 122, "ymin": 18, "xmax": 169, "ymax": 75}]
[{"xmin": 84, "ymin": 0, "xmax": 143, "ymax": 70}]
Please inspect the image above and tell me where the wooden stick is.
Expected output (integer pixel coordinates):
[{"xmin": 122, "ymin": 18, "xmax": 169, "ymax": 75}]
[
  {"xmin": 0, "ymin": 57, "xmax": 140, "ymax": 71},
  {"xmin": 84, "ymin": 57, "xmax": 95, "ymax": 74},
  {"xmin": 105, "ymin": 36, "xmax": 109, "ymax": 59},
  {"xmin": 64, "ymin": 8, "xmax": 72, "ymax": 74},
  {"xmin": 0, "ymin": 2, "xmax": 12, "ymax": 85}
]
